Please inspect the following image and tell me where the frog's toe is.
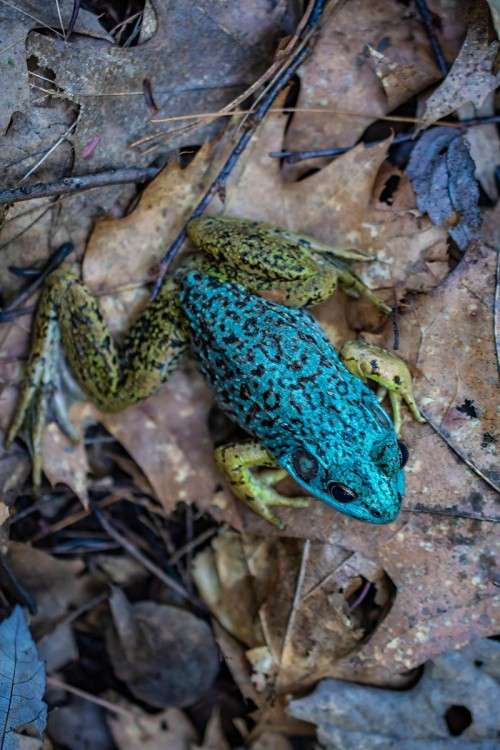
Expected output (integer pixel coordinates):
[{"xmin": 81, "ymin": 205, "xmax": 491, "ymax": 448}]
[
  {"xmin": 267, "ymin": 495, "xmax": 310, "ymax": 509},
  {"xmin": 404, "ymin": 393, "xmax": 426, "ymax": 424},
  {"xmin": 244, "ymin": 495, "xmax": 286, "ymax": 528}
]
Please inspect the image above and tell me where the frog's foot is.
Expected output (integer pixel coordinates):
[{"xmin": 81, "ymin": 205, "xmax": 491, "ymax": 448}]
[
  {"xmin": 340, "ymin": 340, "xmax": 425, "ymax": 435},
  {"xmin": 214, "ymin": 441, "xmax": 310, "ymax": 529},
  {"xmin": 328, "ymin": 259, "xmax": 392, "ymax": 315}
]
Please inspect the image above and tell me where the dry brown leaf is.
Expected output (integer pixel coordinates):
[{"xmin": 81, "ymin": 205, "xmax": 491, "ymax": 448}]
[
  {"xmin": 108, "ymin": 701, "xmax": 197, "ymax": 750},
  {"xmin": 192, "ymin": 709, "xmax": 231, "ymax": 750},
  {"xmin": 99, "ymin": 365, "xmax": 237, "ymax": 520},
  {"xmin": 217, "ymin": 107, "xmax": 449, "ymax": 302},
  {"xmin": 5, "ymin": 542, "xmax": 98, "ymax": 637},
  {"xmin": 281, "ymin": 0, "xmax": 460, "ymax": 178},
  {"xmin": 420, "ymin": 1, "xmax": 500, "ymax": 128},
  {"xmin": 84, "ymin": 142, "xmax": 216, "ymax": 333},
  {"xmin": 402, "ymin": 241, "xmax": 498, "ymax": 490},
  {"xmin": 194, "ymin": 529, "xmax": 400, "ymax": 694}
]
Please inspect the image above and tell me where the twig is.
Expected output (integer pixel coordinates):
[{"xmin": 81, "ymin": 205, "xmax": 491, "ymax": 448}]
[
  {"xmin": 0, "ymin": 167, "xmax": 159, "ymax": 206},
  {"xmin": 169, "ymin": 526, "xmax": 218, "ymax": 565},
  {"xmin": 150, "ymin": 0, "xmax": 327, "ymax": 295},
  {"xmin": 421, "ymin": 409, "xmax": 500, "ymax": 495},
  {"xmin": 403, "ymin": 506, "xmax": 499, "ymax": 523},
  {"xmin": 94, "ymin": 507, "xmax": 200, "ymax": 606},
  {"xmin": 495, "ymin": 246, "xmax": 500, "ymax": 372},
  {"xmin": 269, "ymin": 115, "xmax": 500, "ymax": 164},
  {"xmin": 0, "ymin": 242, "xmax": 75, "ymax": 322},
  {"xmin": 19, "ymin": 118, "xmax": 79, "ymax": 183},
  {"xmin": 66, "ymin": 0, "xmax": 81, "ymax": 38},
  {"xmin": 152, "ymin": 46, "xmax": 310, "ymax": 296},
  {"xmin": 415, "ymin": 0, "xmax": 449, "ymax": 75},
  {"xmin": 46, "ymin": 677, "xmax": 134, "ymax": 718}
]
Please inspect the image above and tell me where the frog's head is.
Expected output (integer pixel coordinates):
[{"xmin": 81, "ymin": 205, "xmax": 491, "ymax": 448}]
[{"xmin": 279, "ymin": 435, "xmax": 408, "ymax": 524}]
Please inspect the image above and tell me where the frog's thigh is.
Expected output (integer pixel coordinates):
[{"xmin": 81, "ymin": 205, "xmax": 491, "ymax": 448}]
[
  {"xmin": 57, "ymin": 278, "xmax": 121, "ymax": 407},
  {"xmin": 214, "ymin": 440, "xmax": 310, "ymax": 529}
]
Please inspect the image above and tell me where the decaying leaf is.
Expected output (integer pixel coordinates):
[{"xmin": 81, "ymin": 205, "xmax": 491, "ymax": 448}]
[
  {"xmin": 5, "ymin": 542, "xmax": 99, "ymax": 636},
  {"xmin": 28, "ymin": 0, "xmax": 290, "ymax": 173},
  {"xmin": 288, "ymin": 639, "xmax": 500, "ymax": 750},
  {"xmin": 194, "ymin": 529, "xmax": 398, "ymax": 694},
  {"xmin": 47, "ymin": 697, "xmax": 112, "ymax": 750},
  {"xmin": 406, "ymin": 127, "xmax": 481, "ymax": 249},
  {"xmin": 421, "ymin": 1, "xmax": 500, "ymax": 127},
  {"xmin": 281, "ymin": 0, "xmax": 452, "ymax": 178},
  {"xmin": 0, "ymin": 0, "xmax": 108, "ymax": 133},
  {"xmin": 216, "ymin": 105, "xmax": 450, "ymax": 302},
  {"xmin": 108, "ymin": 701, "xmax": 197, "ymax": 750},
  {"xmin": 99, "ymin": 366, "xmax": 237, "ymax": 520},
  {"xmin": 0, "ymin": 606, "xmax": 47, "ymax": 750},
  {"xmin": 461, "ymin": 94, "xmax": 500, "ymax": 201},
  {"xmin": 106, "ymin": 587, "xmax": 220, "ymax": 708}
]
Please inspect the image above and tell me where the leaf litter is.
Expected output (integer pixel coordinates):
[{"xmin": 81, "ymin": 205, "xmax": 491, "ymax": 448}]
[{"xmin": 0, "ymin": 0, "xmax": 499, "ymax": 748}]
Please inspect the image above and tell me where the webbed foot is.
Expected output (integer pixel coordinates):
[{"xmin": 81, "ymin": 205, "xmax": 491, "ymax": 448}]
[
  {"xmin": 214, "ymin": 440, "xmax": 310, "ymax": 528},
  {"xmin": 340, "ymin": 339, "xmax": 425, "ymax": 434}
]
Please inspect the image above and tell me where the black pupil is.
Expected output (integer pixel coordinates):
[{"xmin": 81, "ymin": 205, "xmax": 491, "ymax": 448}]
[
  {"xmin": 398, "ymin": 441, "xmax": 409, "ymax": 467},
  {"xmin": 327, "ymin": 482, "xmax": 357, "ymax": 503}
]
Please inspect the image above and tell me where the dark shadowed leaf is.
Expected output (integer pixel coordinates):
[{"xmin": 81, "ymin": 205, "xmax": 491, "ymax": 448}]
[
  {"xmin": 0, "ymin": 607, "xmax": 47, "ymax": 750},
  {"xmin": 407, "ymin": 127, "xmax": 481, "ymax": 249},
  {"xmin": 288, "ymin": 639, "xmax": 500, "ymax": 749}
]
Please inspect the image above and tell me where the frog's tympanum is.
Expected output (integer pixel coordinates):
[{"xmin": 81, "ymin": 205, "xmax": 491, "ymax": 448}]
[{"xmin": 7, "ymin": 217, "xmax": 424, "ymax": 528}]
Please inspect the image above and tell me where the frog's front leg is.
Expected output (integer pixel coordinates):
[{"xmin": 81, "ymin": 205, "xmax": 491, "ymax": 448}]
[
  {"xmin": 214, "ymin": 440, "xmax": 310, "ymax": 529},
  {"xmin": 340, "ymin": 340, "xmax": 425, "ymax": 434},
  {"xmin": 7, "ymin": 268, "xmax": 187, "ymax": 486}
]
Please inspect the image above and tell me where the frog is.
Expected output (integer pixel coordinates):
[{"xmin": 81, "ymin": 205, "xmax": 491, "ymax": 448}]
[{"xmin": 6, "ymin": 216, "xmax": 424, "ymax": 528}]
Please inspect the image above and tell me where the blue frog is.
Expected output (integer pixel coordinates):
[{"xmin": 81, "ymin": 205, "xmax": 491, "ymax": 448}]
[{"xmin": 7, "ymin": 217, "xmax": 424, "ymax": 527}]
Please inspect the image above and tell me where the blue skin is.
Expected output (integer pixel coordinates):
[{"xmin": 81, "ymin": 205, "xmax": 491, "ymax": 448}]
[{"xmin": 181, "ymin": 270, "xmax": 405, "ymax": 524}]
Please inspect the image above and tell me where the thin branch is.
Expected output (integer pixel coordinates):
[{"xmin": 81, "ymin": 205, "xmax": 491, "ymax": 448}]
[
  {"xmin": 19, "ymin": 118, "xmax": 79, "ymax": 183},
  {"xmin": 46, "ymin": 677, "xmax": 134, "ymax": 718},
  {"xmin": 421, "ymin": 409, "xmax": 500, "ymax": 495},
  {"xmin": 495, "ymin": 246, "xmax": 500, "ymax": 372},
  {"xmin": 403, "ymin": 506, "xmax": 499, "ymax": 523},
  {"xmin": 415, "ymin": 0, "xmax": 449, "ymax": 75},
  {"xmin": 0, "ymin": 242, "xmax": 75, "ymax": 322},
  {"xmin": 66, "ymin": 0, "xmax": 80, "ymax": 38},
  {"xmin": 269, "ymin": 115, "xmax": 500, "ymax": 164},
  {"xmin": 146, "ymin": 0, "xmax": 327, "ymax": 292},
  {"xmin": 0, "ymin": 166, "xmax": 159, "ymax": 206},
  {"xmin": 95, "ymin": 508, "xmax": 201, "ymax": 606},
  {"xmin": 0, "ymin": 0, "xmax": 64, "ymax": 37}
]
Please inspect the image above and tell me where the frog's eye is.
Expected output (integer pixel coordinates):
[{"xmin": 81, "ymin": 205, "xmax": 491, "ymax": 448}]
[
  {"xmin": 326, "ymin": 481, "xmax": 358, "ymax": 503},
  {"xmin": 291, "ymin": 448, "xmax": 319, "ymax": 481},
  {"xmin": 398, "ymin": 441, "xmax": 409, "ymax": 468}
]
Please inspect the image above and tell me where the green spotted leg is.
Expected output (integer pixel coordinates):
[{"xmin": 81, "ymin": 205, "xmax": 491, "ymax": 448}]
[
  {"xmin": 7, "ymin": 267, "xmax": 188, "ymax": 486},
  {"xmin": 340, "ymin": 339, "xmax": 426, "ymax": 434},
  {"xmin": 214, "ymin": 440, "xmax": 310, "ymax": 528}
]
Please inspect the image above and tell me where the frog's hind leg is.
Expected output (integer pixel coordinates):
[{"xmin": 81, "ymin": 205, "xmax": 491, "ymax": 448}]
[
  {"xmin": 6, "ymin": 268, "xmax": 120, "ymax": 485},
  {"xmin": 214, "ymin": 440, "xmax": 310, "ymax": 529}
]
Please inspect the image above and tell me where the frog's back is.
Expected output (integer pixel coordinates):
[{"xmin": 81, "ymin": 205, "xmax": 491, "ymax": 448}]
[{"xmin": 179, "ymin": 271, "xmax": 392, "ymax": 457}]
